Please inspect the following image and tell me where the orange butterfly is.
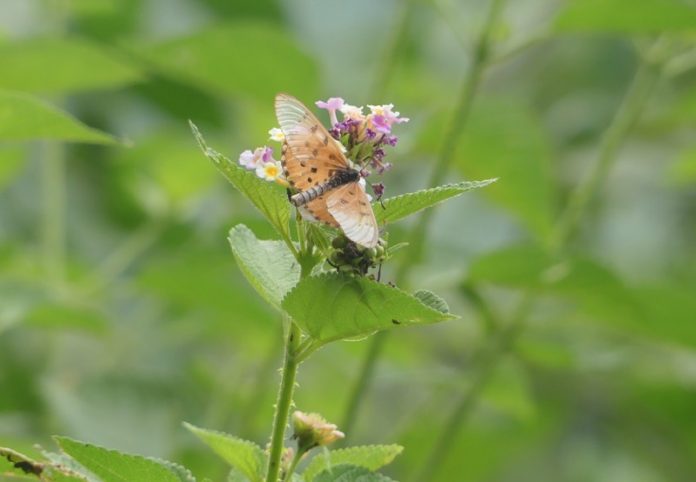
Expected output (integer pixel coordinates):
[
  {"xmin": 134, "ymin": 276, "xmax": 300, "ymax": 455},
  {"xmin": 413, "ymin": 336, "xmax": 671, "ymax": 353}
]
[{"xmin": 275, "ymin": 93, "xmax": 379, "ymax": 248}]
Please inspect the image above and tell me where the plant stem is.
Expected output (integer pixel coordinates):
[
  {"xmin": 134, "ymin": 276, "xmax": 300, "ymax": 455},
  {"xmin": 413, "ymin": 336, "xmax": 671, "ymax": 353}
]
[
  {"xmin": 266, "ymin": 237, "xmax": 313, "ymax": 482},
  {"xmin": 281, "ymin": 447, "xmax": 303, "ymax": 482},
  {"xmin": 41, "ymin": 141, "xmax": 66, "ymax": 294},
  {"xmin": 551, "ymin": 37, "xmax": 666, "ymax": 252},
  {"xmin": 339, "ymin": 0, "xmax": 507, "ymax": 439},
  {"xmin": 414, "ymin": 37, "xmax": 667, "ymax": 479},
  {"xmin": 411, "ymin": 294, "xmax": 533, "ymax": 482},
  {"xmin": 265, "ymin": 320, "xmax": 300, "ymax": 482}
]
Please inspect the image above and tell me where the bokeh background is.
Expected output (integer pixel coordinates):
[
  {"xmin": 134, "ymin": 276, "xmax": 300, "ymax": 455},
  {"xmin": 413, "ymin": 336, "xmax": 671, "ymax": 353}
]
[{"xmin": 2, "ymin": 0, "xmax": 696, "ymax": 481}]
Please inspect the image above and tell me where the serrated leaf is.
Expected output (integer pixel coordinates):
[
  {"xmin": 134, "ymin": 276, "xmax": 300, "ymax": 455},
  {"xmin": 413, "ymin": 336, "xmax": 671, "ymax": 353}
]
[
  {"xmin": 302, "ymin": 445, "xmax": 403, "ymax": 482},
  {"xmin": 54, "ymin": 437, "xmax": 192, "ymax": 482},
  {"xmin": 136, "ymin": 23, "xmax": 318, "ymax": 101},
  {"xmin": 282, "ymin": 273, "xmax": 456, "ymax": 345},
  {"xmin": 191, "ymin": 122, "xmax": 291, "ymax": 242},
  {"xmin": 0, "ymin": 91, "xmax": 116, "ymax": 144},
  {"xmin": 412, "ymin": 290, "xmax": 450, "ymax": 314},
  {"xmin": 554, "ymin": 0, "xmax": 696, "ymax": 33},
  {"xmin": 374, "ymin": 180, "xmax": 496, "ymax": 225},
  {"xmin": 312, "ymin": 464, "xmax": 395, "ymax": 482},
  {"xmin": 183, "ymin": 423, "xmax": 265, "ymax": 482},
  {"xmin": 1, "ymin": 447, "xmax": 44, "ymax": 479},
  {"xmin": 228, "ymin": 224, "xmax": 299, "ymax": 312},
  {"xmin": 0, "ymin": 37, "xmax": 141, "ymax": 94}
]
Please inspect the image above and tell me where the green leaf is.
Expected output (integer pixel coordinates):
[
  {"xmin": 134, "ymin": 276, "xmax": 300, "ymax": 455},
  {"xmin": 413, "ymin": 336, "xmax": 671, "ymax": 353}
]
[
  {"xmin": 0, "ymin": 37, "xmax": 141, "ymax": 94},
  {"xmin": 467, "ymin": 244, "xmax": 696, "ymax": 348},
  {"xmin": 54, "ymin": 437, "xmax": 193, "ymax": 482},
  {"xmin": 1, "ymin": 447, "xmax": 44, "ymax": 479},
  {"xmin": 456, "ymin": 98, "xmax": 554, "ymax": 239},
  {"xmin": 412, "ymin": 290, "xmax": 450, "ymax": 314},
  {"xmin": 228, "ymin": 224, "xmax": 300, "ymax": 312},
  {"xmin": 302, "ymin": 445, "xmax": 403, "ymax": 482},
  {"xmin": 183, "ymin": 423, "xmax": 265, "ymax": 482},
  {"xmin": 374, "ymin": 180, "xmax": 496, "ymax": 225},
  {"xmin": 191, "ymin": 122, "xmax": 291, "ymax": 242},
  {"xmin": 311, "ymin": 465, "xmax": 394, "ymax": 482},
  {"xmin": 137, "ymin": 23, "xmax": 318, "ymax": 101},
  {"xmin": 282, "ymin": 273, "xmax": 456, "ymax": 345},
  {"xmin": 0, "ymin": 91, "xmax": 116, "ymax": 144},
  {"xmin": 554, "ymin": 0, "xmax": 696, "ymax": 33}
]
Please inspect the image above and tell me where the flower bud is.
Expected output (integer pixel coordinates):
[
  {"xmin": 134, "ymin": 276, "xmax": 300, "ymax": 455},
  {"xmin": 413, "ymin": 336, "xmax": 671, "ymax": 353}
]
[{"xmin": 292, "ymin": 411, "xmax": 345, "ymax": 452}]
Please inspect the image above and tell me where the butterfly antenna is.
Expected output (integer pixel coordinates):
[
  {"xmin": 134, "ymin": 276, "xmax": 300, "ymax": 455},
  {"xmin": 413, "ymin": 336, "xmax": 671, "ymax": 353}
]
[{"xmin": 377, "ymin": 262, "xmax": 383, "ymax": 282}]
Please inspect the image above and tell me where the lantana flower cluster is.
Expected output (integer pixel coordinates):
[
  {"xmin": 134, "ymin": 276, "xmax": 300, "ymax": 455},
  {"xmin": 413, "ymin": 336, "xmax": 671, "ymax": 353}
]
[{"xmin": 237, "ymin": 96, "xmax": 408, "ymax": 199}]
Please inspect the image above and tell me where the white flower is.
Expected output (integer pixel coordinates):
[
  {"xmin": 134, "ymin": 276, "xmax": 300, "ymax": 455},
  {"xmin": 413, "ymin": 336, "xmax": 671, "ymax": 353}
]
[
  {"xmin": 256, "ymin": 161, "xmax": 283, "ymax": 182},
  {"xmin": 340, "ymin": 103, "xmax": 365, "ymax": 120},
  {"xmin": 268, "ymin": 127, "xmax": 285, "ymax": 142}
]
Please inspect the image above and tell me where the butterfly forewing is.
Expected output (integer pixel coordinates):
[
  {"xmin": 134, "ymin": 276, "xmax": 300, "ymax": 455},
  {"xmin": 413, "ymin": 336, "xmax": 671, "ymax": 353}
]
[
  {"xmin": 327, "ymin": 183, "xmax": 379, "ymax": 248},
  {"xmin": 276, "ymin": 94, "xmax": 348, "ymax": 191}
]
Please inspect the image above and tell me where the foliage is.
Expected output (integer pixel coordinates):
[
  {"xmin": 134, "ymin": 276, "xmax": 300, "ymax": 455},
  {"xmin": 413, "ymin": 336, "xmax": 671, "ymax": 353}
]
[{"xmin": 1, "ymin": 1, "xmax": 696, "ymax": 481}]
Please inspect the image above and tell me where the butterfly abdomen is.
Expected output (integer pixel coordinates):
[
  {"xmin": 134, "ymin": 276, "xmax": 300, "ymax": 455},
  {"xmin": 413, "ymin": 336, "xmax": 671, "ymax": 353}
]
[{"xmin": 290, "ymin": 169, "xmax": 360, "ymax": 207}]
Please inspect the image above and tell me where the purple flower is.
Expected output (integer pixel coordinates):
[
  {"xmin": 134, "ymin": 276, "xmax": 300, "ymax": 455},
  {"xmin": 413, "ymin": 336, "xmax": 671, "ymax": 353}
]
[
  {"xmin": 316, "ymin": 97, "xmax": 345, "ymax": 126},
  {"xmin": 371, "ymin": 182, "xmax": 385, "ymax": 200},
  {"xmin": 370, "ymin": 114, "xmax": 391, "ymax": 134}
]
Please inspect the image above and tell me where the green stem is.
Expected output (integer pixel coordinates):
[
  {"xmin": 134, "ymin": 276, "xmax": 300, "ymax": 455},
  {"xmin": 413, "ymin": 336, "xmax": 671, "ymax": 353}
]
[
  {"xmin": 411, "ymin": 294, "xmax": 533, "ymax": 482},
  {"xmin": 339, "ymin": 0, "xmax": 507, "ymax": 440},
  {"xmin": 415, "ymin": 37, "xmax": 667, "ymax": 479},
  {"xmin": 266, "ymin": 240, "xmax": 313, "ymax": 482},
  {"xmin": 281, "ymin": 447, "xmax": 303, "ymax": 482},
  {"xmin": 401, "ymin": 0, "xmax": 506, "ymax": 272},
  {"xmin": 550, "ymin": 37, "xmax": 665, "ymax": 252},
  {"xmin": 265, "ymin": 320, "xmax": 301, "ymax": 482},
  {"xmin": 41, "ymin": 141, "xmax": 66, "ymax": 294}
]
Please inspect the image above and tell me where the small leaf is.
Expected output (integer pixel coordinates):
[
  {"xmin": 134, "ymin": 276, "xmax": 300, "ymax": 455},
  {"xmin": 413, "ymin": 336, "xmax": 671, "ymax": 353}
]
[
  {"xmin": 302, "ymin": 445, "xmax": 403, "ymax": 482},
  {"xmin": 554, "ymin": 0, "xmax": 696, "ymax": 33},
  {"xmin": 191, "ymin": 122, "xmax": 291, "ymax": 242},
  {"xmin": 282, "ymin": 273, "xmax": 456, "ymax": 345},
  {"xmin": 374, "ymin": 180, "xmax": 496, "ymax": 225},
  {"xmin": 312, "ymin": 464, "xmax": 395, "ymax": 482},
  {"xmin": 0, "ymin": 37, "xmax": 141, "ymax": 94},
  {"xmin": 228, "ymin": 224, "xmax": 300, "ymax": 312},
  {"xmin": 54, "ymin": 436, "xmax": 193, "ymax": 482},
  {"xmin": 0, "ymin": 90, "xmax": 116, "ymax": 144},
  {"xmin": 412, "ymin": 290, "xmax": 450, "ymax": 314},
  {"xmin": 183, "ymin": 423, "xmax": 265, "ymax": 482}
]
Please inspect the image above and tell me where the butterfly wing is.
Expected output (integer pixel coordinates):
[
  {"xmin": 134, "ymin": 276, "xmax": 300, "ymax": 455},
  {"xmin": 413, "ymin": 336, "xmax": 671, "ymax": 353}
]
[
  {"xmin": 275, "ymin": 93, "xmax": 349, "ymax": 191},
  {"xmin": 326, "ymin": 183, "xmax": 379, "ymax": 248}
]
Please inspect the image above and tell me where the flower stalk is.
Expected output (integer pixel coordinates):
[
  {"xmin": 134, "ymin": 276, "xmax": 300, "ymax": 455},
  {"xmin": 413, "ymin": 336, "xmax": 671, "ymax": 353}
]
[{"xmin": 265, "ymin": 319, "xmax": 301, "ymax": 482}]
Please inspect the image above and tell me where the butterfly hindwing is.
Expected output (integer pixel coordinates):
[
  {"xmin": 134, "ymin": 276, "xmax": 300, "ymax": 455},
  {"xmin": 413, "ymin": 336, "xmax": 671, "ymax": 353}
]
[
  {"xmin": 275, "ymin": 94, "xmax": 348, "ymax": 191},
  {"xmin": 326, "ymin": 183, "xmax": 379, "ymax": 248}
]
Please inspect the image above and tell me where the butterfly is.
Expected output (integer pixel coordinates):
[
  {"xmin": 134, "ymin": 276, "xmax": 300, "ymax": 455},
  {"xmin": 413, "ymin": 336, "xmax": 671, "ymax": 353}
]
[{"xmin": 275, "ymin": 93, "xmax": 379, "ymax": 248}]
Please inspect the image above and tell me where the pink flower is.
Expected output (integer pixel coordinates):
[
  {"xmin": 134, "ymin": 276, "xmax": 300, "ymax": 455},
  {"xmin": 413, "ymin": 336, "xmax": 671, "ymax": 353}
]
[
  {"xmin": 367, "ymin": 104, "xmax": 409, "ymax": 134},
  {"xmin": 238, "ymin": 146, "xmax": 275, "ymax": 170},
  {"xmin": 316, "ymin": 97, "xmax": 345, "ymax": 126}
]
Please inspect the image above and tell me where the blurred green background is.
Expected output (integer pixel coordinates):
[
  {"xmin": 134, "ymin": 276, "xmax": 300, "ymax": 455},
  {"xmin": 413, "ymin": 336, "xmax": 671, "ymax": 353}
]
[{"xmin": 2, "ymin": 0, "xmax": 696, "ymax": 481}]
